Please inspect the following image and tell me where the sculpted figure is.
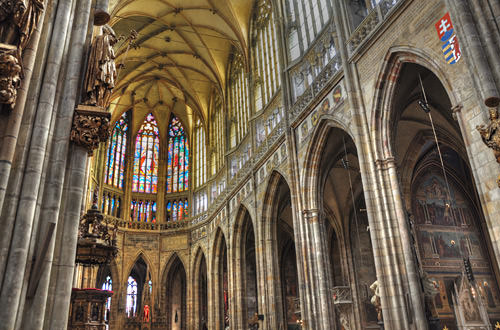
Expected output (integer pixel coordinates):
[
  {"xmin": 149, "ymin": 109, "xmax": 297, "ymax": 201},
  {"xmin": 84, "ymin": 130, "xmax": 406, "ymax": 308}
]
[
  {"xmin": 0, "ymin": 0, "xmax": 44, "ymax": 54},
  {"xmin": 83, "ymin": 25, "xmax": 117, "ymax": 108},
  {"xmin": 477, "ymin": 108, "xmax": 500, "ymax": 161},
  {"xmin": 370, "ymin": 280, "xmax": 382, "ymax": 322},
  {"xmin": 477, "ymin": 108, "xmax": 500, "ymax": 186},
  {"xmin": 0, "ymin": 0, "xmax": 43, "ymax": 109}
]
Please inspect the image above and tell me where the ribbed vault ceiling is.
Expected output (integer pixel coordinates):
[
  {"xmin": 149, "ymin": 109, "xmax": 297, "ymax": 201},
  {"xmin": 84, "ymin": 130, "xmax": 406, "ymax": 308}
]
[{"xmin": 108, "ymin": 0, "xmax": 254, "ymax": 129}]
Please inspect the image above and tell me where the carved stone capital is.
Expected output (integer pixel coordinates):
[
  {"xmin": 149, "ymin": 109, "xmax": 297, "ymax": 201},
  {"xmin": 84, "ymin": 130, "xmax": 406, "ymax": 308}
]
[
  {"xmin": 70, "ymin": 105, "xmax": 111, "ymax": 155},
  {"xmin": 0, "ymin": 43, "xmax": 22, "ymax": 110}
]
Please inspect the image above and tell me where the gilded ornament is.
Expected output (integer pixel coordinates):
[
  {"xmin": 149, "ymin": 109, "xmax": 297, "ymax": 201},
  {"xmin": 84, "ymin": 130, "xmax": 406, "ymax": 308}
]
[
  {"xmin": 0, "ymin": 45, "xmax": 21, "ymax": 109},
  {"xmin": 0, "ymin": 0, "xmax": 44, "ymax": 110},
  {"xmin": 82, "ymin": 25, "xmax": 117, "ymax": 109},
  {"xmin": 70, "ymin": 106, "xmax": 111, "ymax": 155},
  {"xmin": 476, "ymin": 97, "xmax": 500, "ymax": 187}
]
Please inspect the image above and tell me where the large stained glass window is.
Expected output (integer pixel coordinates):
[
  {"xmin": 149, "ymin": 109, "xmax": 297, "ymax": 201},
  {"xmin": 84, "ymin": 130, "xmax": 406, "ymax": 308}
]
[
  {"xmin": 126, "ymin": 276, "xmax": 138, "ymax": 317},
  {"xmin": 166, "ymin": 115, "xmax": 189, "ymax": 193},
  {"xmin": 133, "ymin": 113, "xmax": 159, "ymax": 193},
  {"xmin": 104, "ymin": 112, "xmax": 128, "ymax": 188},
  {"xmin": 166, "ymin": 198, "xmax": 189, "ymax": 221}
]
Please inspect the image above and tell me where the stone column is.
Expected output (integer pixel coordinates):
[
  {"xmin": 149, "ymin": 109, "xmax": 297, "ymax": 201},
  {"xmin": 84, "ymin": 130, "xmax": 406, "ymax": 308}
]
[
  {"xmin": 19, "ymin": 0, "xmax": 93, "ymax": 327},
  {"xmin": 0, "ymin": 0, "xmax": 77, "ymax": 328},
  {"xmin": 300, "ymin": 209, "xmax": 336, "ymax": 330},
  {"xmin": 444, "ymin": 0, "xmax": 499, "ymax": 103},
  {"xmin": 331, "ymin": 0, "xmax": 428, "ymax": 328},
  {"xmin": 46, "ymin": 107, "xmax": 111, "ymax": 328},
  {"xmin": 0, "ymin": 0, "xmax": 49, "ymax": 213}
]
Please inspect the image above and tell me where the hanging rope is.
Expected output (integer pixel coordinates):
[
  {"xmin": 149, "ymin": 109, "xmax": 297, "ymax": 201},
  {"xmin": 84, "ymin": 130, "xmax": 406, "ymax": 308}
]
[
  {"xmin": 418, "ymin": 74, "xmax": 465, "ymax": 259},
  {"xmin": 342, "ymin": 136, "xmax": 364, "ymax": 271}
]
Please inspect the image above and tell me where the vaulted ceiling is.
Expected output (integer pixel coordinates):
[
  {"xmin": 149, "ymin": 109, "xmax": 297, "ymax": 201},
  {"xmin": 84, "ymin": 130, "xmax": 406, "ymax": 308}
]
[{"xmin": 107, "ymin": 0, "xmax": 255, "ymax": 131}]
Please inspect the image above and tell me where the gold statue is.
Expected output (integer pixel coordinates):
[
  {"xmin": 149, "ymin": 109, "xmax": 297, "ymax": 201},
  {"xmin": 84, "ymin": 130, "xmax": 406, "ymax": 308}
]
[
  {"xmin": 477, "ymin": 107, "xmax": 500, "ymax": 187},
  {"xmin": 82, "ymin": 25, "xmax": 117, "ymax": 109},
  {"xmin": 0, "ymin": 0, "xmax": 44, "ymax": 109},
  {"xmin": 0, "ymin": 0, "xmax": 44, "ymax": 55}
]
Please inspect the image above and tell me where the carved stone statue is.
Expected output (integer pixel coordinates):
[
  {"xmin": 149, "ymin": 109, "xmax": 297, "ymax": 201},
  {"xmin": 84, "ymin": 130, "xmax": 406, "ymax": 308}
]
[
  {"xmin": 0, "ymin": 0, "xmax": 44, "ymax": 109},
  {"xmin": 83, "ymin": 24, "xmax": 117, "ymax": 109},
  {"xmin": 477, "ymin": 107, "xmax": 500, "ymax": 187},
  {"xmin": 370, "ymin": 280, "xmax": 382, "ymax": 322}
]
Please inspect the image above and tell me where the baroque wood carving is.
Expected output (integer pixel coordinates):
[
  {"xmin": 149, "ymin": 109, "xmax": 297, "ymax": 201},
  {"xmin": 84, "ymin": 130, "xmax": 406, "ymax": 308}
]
[
  {"xmin": 70, "ymin": 105, "xmax": 111, "ymax": 155},
  {"xmin": 477, "ymin": 97, "xmax": 500, "ymax": 187},
  {"xmin": 0, "ymin": 0, "xmax": 44, "ymax": 110}
]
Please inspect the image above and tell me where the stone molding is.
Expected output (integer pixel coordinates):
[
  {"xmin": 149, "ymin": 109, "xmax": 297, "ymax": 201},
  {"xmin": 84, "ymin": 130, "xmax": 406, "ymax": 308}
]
[{"xmin": 70, "ymin": 105, "xmax": 111, "ymax": 155}]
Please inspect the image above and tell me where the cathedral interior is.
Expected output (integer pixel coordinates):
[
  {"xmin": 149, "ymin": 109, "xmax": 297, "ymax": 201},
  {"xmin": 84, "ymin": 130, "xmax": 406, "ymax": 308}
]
[{"xmin": 1, "ymin": 0, "xmax": 500, "ymax": 329}]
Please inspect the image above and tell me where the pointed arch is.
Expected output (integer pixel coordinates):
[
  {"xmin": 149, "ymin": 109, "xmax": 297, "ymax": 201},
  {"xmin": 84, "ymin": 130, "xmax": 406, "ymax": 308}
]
[
  {"xmin": 132, "ymin": 113, "xmax": 160, "ymax": 193},
  {"xmin": 259, "ymin": 171, "xmax": 297, "ymax": 329},
  {"xmin": 231, "ymin": 205, "xmax": 259, "ymax": 329},
  {"xmin": 371, "ymin": 47, "xmax": 459, "ymax": 161},
  {"xmin": 161, "ymin": 253, "xmax": 187, "ymax": 329},
  {"xmin": 212, "ymin": 227, "xmax": 229, "ymax": 330},
  {"xmin": 125, "ymin": 253, "xmax": 152, "ymax": 319},
  {"xmin": 300, "ymin": 117, "xmax": 357, "ymax": 211},
  {"xmin": 192, "ymin": 247, "xmax": 209, "ymax": 330}
]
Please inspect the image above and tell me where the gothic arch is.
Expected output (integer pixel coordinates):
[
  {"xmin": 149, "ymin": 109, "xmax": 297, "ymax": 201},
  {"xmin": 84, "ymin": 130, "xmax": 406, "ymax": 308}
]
[
  {"xmin": 260, "ymin": 171, "xmax": 298, "ymax": 329},
  {"xmin": 125, "ymin": 251, "xmax": 154, "ymax": 283},
  {"xmin": 192, "ymin": 247, "xmax": 209, "ymax": 330},
  {"xmin": 399, "ymin": 129, "xmax": 468, "ymax": 206},
  {"xmin": 230, "ymin": 205, "xmax": 259, "ymax": 329},
  {"xmin": 300, "ymin": 117, "xmax": 356, "ymax": 211},
  {"xmin": 160, "ymin": 253, "xmax": 187, "ymax": 329},
  {"xmin": 211, "ymin": 227, "xmax": 229, "ymax": 330},
  {"xmin": 371, "ymin": 46, "xmax": 460, "ymax": 161}
]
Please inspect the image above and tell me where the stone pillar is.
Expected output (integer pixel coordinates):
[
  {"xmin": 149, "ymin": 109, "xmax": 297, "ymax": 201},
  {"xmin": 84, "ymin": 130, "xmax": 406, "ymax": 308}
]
[
  {"xmin": 444, "ymin": 0, "xmax": 499, "ymax": 103},
  {"xmin": 0, "ymin": 1, "xmax": 78, "ymax": 328},
  {"xmin": 19, "ymin": 1, "xmax": 94, "ymax": 328},
  {"xmin": 330, "ymin": 0, "xmax": 428, "ymax": 327},
  {"xmin": 300, "ymin": 209, "xmax": 336, "ymax": 330}
]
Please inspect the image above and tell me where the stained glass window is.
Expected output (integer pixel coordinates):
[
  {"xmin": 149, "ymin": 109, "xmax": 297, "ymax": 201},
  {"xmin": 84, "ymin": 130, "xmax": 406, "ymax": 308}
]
[
  {"xmin": 101, "ymin": 275, "xmax": 112, "ymax": 321},
  {"xmin": 166, "ymin": 198, "xmax": 189, "ymax": 221},
  {"xmin": 126, "ymin": 276, "xmax": 137, "ymax": 317},
  {"xmin": 102, "ymin": 192, "xmax": 121, "ymax": 217},
  {"xmin": 130, "ymin": 199, "xmax": 157, "ymax": 222},
  {"xmin": 166, "ymin": 115, "xmax": 189, "ymax": 193},
  {"xmin": 133, "ymin": 113, "xmax": 159, "ymax": 193},
  {"xmin": 104, "ymin": 112, "xmax": 128, "ymax": 188}
]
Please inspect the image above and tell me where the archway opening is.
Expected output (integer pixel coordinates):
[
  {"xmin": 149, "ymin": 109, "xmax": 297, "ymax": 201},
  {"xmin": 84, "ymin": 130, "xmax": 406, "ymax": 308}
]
[
  {"xmin": 165, "ymin": 256, "xmax": 187, "ymax": 329},
  {"xmin": 238, "ymin": 211, "xmax": 258, "ymax": 327},
  {"xmin": 271, "ymin": 177, "xmax": 300, "ymax": 329},
  {"xmin": 126, "ymin": 256, "xmax": 150, "ymax": 319},
  {"xmin": 318, "ymin": 127, "xmax": 377, "ymax": 328},
  {"xmin": 392, "ymin": 63, "xmax": 500, "ymax": 329},
  {"xmin": 198, "ymin": 253, "xmax": 208, "ymax": 330},
  {"xmin": 214, "ymin": 230, "xmax": 229, "ymax": 330}
]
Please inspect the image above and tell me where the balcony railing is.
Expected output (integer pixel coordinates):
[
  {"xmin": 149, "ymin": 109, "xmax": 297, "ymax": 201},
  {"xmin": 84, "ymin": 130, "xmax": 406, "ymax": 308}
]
[
  {"xmin": 105, "ymin": 215, "xmax": 190, "ymax": 231},
  {"xmin": 346, "ymin": 0, "xmax": 403, "ymax": 55},
  {"xmin": 289, "ymin": 54, "xmax": 342, "ymax": 123}
]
